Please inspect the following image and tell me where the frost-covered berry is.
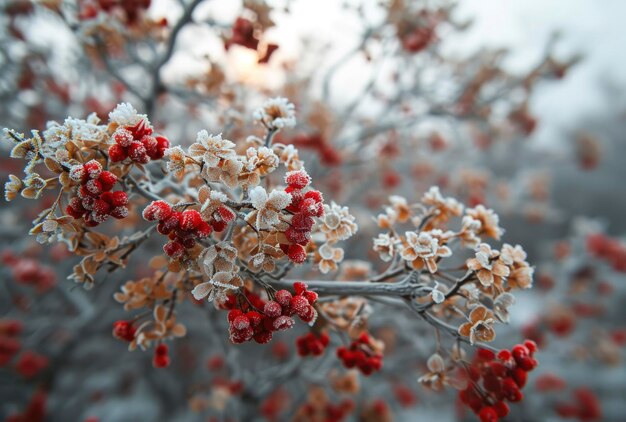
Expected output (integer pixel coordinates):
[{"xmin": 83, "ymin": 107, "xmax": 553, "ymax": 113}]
[
  {"xmin": 110, "ymin": 206, "xmax": 129, "ymax": 219},
  {"xmin": 274, "ymin": 290, "xmax": 293, "ymax": 307},
  {"xmin": 113, "ymin": 128, "xmax": 134, "ymax": 147},
  {"xmin": 108, "ymin": 144, "xmax": 128, "ymax": 162},
  {"xmin": 253, "ymin": 330, "xmax": 273, "ymax": 344},
  {"xmin": 290, "ymin": 295, "xmax": 309, "ymax": 315},
  {"xmin": 163, "ymin": 241, "xmax": 185, "ymax": 259},
  {"xmin": 263, "ymin": 301, "xmax": 282, "ymax": 318},
  {"xmin": 143, "ymin": 200, "xmax": 173, "ymax": 221},
  {"xmin": 272, "ymin": 315, "xmax": 295, "ymax": 331},
  {"xmin": 128, "ymin": 141, "xmax": 149, "ymax": 164},
  {"xmin": 98, "ymin": 171, "xmax": 117, "ymax": 191},
  {"xmin": 285, "ymin": 244, "xmax": 307, "ymax": 264},
  {"xmin": 180, "ymin": 209, "xmax": 203, "ymax": 231},
  {"xmin": 285, "ymin": 170, "xmax": 311, "ymax": 190},
  {"xmin": 69, "ymin": 164, "xmax": 86, "ymax": 182},
  {"xmin": 232, "ymin": 315, "xmax": 251, "ymax": 331},
  {"xmin": 83, "ymin": 160, "xmax": 103, "ymax": 179}
]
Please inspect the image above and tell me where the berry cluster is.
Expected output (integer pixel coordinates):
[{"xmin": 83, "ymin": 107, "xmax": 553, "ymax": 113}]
[
  {"xmin": 15, "ymin": 351, "xmax": 48, "ymax": 379},
  {"xmin": 1, "ymin": 251, "xmax": 56, "ymax": 292},
  {"xmin": 459, "ymin": 341, "xmax": 539, "ymax": 422},
  {"xmin": 296, "ymin": 332, "xmax": 330, "ymax": 357},
  {"xmin": 226, "ymin": 282, "xmax": 318, "ymax": 345},
  {"xmin": 300, "ymin": 399, "xmax": 355, "ymax": 422},
  {"xmin": 281, "ymin": 170, "xmax": 324, "ymax": 264},
  {"xmin": 586, "ymin": 233, "xmax": 626, "ymax": 272},
  {"xmin": 5, "ymin": 389, "xmax": 47, "ymax": 422},
  {"xmin": 153, "ymin": 344, "xmax": 170, "ymax": 368},
  {"xmin": 142, "ymin": 201, "xmax": 212, "ymax": 260},
  {"xmin": 336, "ymin": 333, "xmax": 383, "ymax": 376},
  {"xmin": 109, "ymin": 120, "xmax": 169, "ymax": 164},
  {"xmin": 555, "ymin": 387, "xmax": 602, "ymax": 421},
  {"xmin": 66, "ymin": 160, "xmax": 128, "ymax": 226},
  {"xmin": 112, "ymin": 320, "xmax": 136, "ymax": 342},
  {"xmin": 0, "ymin": 319, "xmax": 22, "ymax": 366}
]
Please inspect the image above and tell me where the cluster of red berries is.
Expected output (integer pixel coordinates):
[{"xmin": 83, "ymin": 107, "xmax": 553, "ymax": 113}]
[
  {"xmin": 1, "ymin": 251, "xmax": 56, "ymax": 292},
  {"xmin": 459, "ymin": 341, "xmax": 539, "ymax": 422},
  {"xmin": 336, "ymin": 333, "xmax": 383, "ymax": 376},
  {"xmin": 142, "ymin": 201, "xmax": 212, "ymax": 260},
  {"xmin": 296, "ymin": 332, "xmax": 330, "ymax": 357},
  {"xmin": 281, "ymin": 170, "xmax": 324, "ymax": 264},
  {"xmin": 586, "ymin": 233, "xmax": 626, "ymax": 272},
  {"xmin": 153, "ymin": 344, "xmax": 170, "ymax": 368},
  {"xmin": 0, "ymin": 319, "xmax": 22, "ymax": 366},
  {"xmin": 554, "ymin": 387, "xmax": 602, "ymax": 421},
  {"xmin": 299, "ymin": 399, "xmax": 355, "ymax": 422},
  {"xmin": 0, "ymin": 319, "xmax": 48, "ymax": 379},
  {"xmin": 112, "ymin": 320, "xmax": 136, "ymax": 342},
  {"xmin": 15, "ymin": 350, "xmax": 49, "ymax": 379},
  {"xmin": 108, "ymin": 120, "xmax": 169, "ymax": 164},
  {"xmin": 226, "ymin": 282, "xmax": 318, "ymax": 345},
  {"xmin": 66, "ymin": 159, "xmax": 128, "ymax": 226},
  {"xmin": 5, "ymin": 389, "xmax": 47, "ymax": 422}
]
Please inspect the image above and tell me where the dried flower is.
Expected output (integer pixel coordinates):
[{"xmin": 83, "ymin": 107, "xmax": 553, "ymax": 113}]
[
  {"xmin": 318, "ymin": 243, "xmax": 344, "ymax": 274},
  {"xmin": 400, "ymin": 231, "xmax": 451, "ymax": 273},
  {"xmin": 320, "ymin": 202, "xmax": 358, "ymax": 242},
  {"xmin": 466, "ymin": 205, "xmax": 504, "ymax": 240},
  {"xmin": 253, "ymin": 97, "xmax": 296, "ymax": 130},
  {"xmin": 458, "ymin": 305, "xmax": 496, "ymax": 344},
  {"xmin": 466, "ymin": 243, "xmax": 510, "ymax": 287},
  {"xmin": 373, "ymin": 233, "xmax": 396, "ymax": 262},
  {"xmin": 418, "ymin": 353, "xmax": 467, "ymax": 391},
  {"xmin": 248, "ymin": 186, "xmax": 291, "ymax": 230}
]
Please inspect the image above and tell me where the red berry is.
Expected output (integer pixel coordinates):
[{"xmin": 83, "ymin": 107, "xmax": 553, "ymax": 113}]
[
  {"xmin": 227, "ymin": 309, "xmax": 244, "ymax": 323},
  {"xmin": 128, "ymin": 141, "xmax": 149, "ymax": 163},
  {"xmin": 478, "ymin": 406, "xmax": 499, "ymax": 422},
  {"xmin": 83, "ymin": 160, "xmax": 102, "ymax": 179},
  {"xmin": 291, "ymin": 213, "xmax": 314, "ymax": 231},
  {"xmin": 253, "ymin": 330, "xmax": 273, "ymax": 344},
  {"xmin": 98, "ymin": 171, "xmax": 117, "ymax": 191},
  {"xmin": 293, "ymin": 282, "xmax": 308, "ymax": 295},
  {"xmin": 274, "ymin": 290, "xmax": 293, "ymax": 307},
  {"xmin": 493, "ymin": 401, "xmax": 509, "ymax": 418},
  {"xmin": 155, "ymin": 344, "xmax": 168, "ymax": 356},
  {"xmin": 110, "ymin": 206, "xmax": 129, "ymax": 219},
  {"xmin": 112, "ymin": 320, "xmax": 135, "ymax": 342},
  {"xmin": 110, "ymin": 191, "xmax": 128, "ymax": 207},
  {"xmin": 69, "ymin": 165, "xmax": 86, "ymax": 182},
  {"xmin": 153, "ymin": 354, "xmax": 170, "ymax": 368},
  {"xmin": 232, "ymin": 315, "xmax": 251, "ymax": 331},
  {"xmin": 303, "ymin": 189, "xmax": 323, "ymax": 204},
  {"xmin": 477, "ymin": 348, "xmax": 496, "ymax": 361},
  {"xmin": 143, "ymin": 200, "xmax": 172, "ymax": 221},
  {"xmin": 286, "ymin": 244, "xmax": 307, "ymax": 264},
  {"xmin": 113, "ymin": 128, "xmax": 134, "ymax": 147},
  {"xmin": 303, "ymin": 290, "xmax": 318, "ymax": 305},
  {"xmin": 163, "ymin": 241, "xmax": 185, "ymax": 259},
  {"xmin": 272, "ymin": 315, "xmax": 295, "ymax": 331},
  {"xmin": 180, "ymin": 209, "xmax": 203, "ymax": 231},
  {"xmin": 108, "ymin": 144, "xmax": 127, "ymax": 162},
  {"xmin": 263, "ymin": 301, "xmax": 282, "ymax": 318}
]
